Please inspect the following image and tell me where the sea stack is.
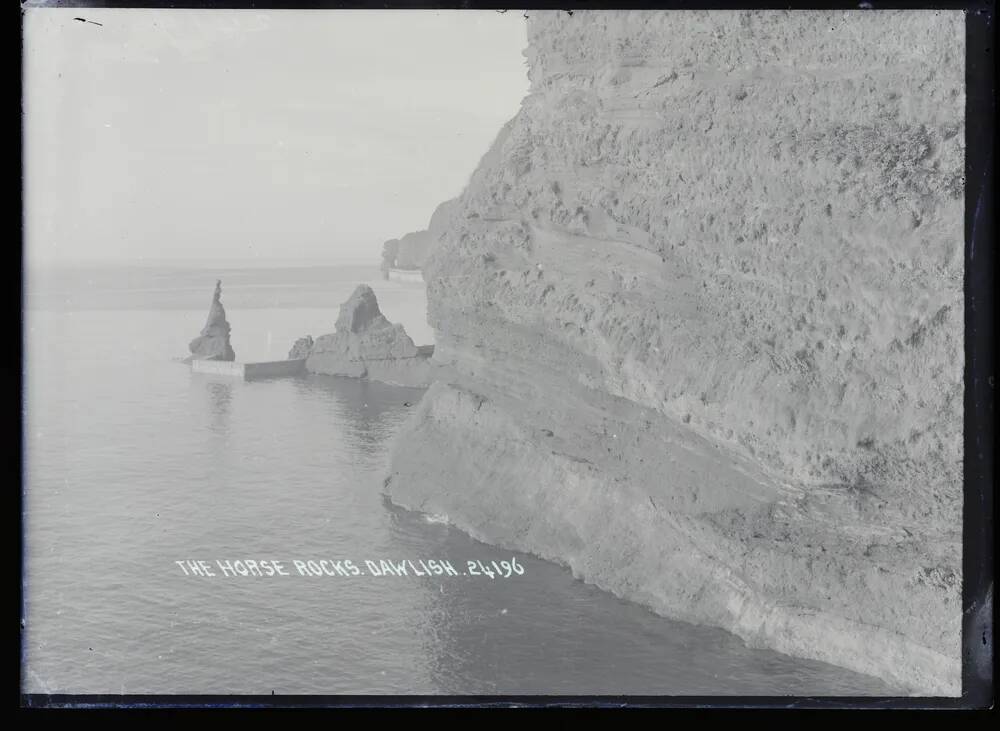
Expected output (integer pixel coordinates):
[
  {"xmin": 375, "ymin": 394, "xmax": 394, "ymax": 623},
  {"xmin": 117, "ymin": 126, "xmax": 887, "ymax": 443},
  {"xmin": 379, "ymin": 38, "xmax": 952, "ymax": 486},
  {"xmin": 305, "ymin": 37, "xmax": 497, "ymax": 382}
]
[
  {"xmin": 187, "ymin": 279, "xmax": 236, "ymax": 362},
  {"xmin": 288, "ymin": 335, "xmax": 315, "ymax": 360},
  {"xmin": 304, "ymin": 284, "xmax": 436, "ymax": 386},
  {"xmin": 384, "ymin": 10, "xmax": 964, "ymax": 695}
]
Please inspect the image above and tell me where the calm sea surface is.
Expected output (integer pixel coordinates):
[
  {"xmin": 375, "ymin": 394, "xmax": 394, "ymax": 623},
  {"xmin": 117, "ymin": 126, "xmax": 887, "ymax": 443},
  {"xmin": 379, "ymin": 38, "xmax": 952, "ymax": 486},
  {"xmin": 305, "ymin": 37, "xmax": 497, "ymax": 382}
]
[{"xmin": 22, "ymin": 265, "xmax": 897, "ymax": 695}]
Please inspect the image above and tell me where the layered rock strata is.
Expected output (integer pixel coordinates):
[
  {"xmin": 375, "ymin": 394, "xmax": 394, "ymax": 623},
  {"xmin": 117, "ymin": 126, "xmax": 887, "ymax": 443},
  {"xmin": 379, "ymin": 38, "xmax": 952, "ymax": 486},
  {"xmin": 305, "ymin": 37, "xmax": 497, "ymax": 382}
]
[
  {"xmin": 305, "ymin": 284, "xmax": 438, "ymax": 386},
  {"xmin": 385, "ymin": 9, "xmax": 965, "ymax": 694},
  {"xmin": 186, "ymin": 280, "xmax": 236, "ymax": 362}
]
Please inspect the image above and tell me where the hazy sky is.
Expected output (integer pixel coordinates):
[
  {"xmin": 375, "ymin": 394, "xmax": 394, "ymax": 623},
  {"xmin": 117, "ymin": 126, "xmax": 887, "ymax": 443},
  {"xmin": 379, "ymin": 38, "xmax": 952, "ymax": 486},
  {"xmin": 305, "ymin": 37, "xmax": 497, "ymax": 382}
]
[{"xmin": 22, "ymin": 9, "xmax": 530, "ymax": 267}]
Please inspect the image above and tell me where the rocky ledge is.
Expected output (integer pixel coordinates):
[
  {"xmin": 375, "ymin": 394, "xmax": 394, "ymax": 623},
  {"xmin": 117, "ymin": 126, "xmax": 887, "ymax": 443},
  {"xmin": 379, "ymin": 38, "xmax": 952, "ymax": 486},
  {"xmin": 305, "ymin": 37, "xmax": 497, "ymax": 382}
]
[{"xmin": 384, "ymin": 10, "xmax": 964, "ymax": 695}]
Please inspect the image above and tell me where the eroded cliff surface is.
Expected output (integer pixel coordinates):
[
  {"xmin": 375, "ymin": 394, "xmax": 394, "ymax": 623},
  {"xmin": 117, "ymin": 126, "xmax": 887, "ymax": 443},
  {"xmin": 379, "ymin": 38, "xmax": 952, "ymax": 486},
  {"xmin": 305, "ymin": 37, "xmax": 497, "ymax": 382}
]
[{"xmin": 385, "ymin": 10, "xmax": 964, "ymax": 694}]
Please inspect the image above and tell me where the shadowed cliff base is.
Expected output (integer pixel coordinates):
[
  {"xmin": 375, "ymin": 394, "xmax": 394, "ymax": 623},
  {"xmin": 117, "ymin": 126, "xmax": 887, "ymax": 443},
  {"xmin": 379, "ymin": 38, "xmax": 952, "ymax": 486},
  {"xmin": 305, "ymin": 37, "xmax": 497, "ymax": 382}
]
[{"xmin": 385, "ymin": 9, "xmax": 964, "ymax": 695}]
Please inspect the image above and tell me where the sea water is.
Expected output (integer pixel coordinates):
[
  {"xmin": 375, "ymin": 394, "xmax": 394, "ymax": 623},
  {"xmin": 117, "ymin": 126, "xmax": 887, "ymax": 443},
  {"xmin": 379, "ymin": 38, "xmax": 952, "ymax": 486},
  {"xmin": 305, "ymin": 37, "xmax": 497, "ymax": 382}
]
[{"xmin": 22, "ymin": 265, "xmax": 897, "ymax": 695}]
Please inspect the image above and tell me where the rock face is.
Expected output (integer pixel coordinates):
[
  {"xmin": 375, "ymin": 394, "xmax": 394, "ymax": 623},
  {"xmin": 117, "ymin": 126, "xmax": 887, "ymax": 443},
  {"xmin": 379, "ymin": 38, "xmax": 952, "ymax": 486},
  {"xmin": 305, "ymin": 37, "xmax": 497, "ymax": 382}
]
[
  {"xmin": 385, "ymin": 10, "xmax": 964, "ymax": 694},
  {"xmin": 288, "ymin": 335, "xmax": 314, "ymax": 360},
  {"xmin": 305, "ymin": 284, "xmax": 437, "ymax": 386},
  {"xmin": 187, "ymin": 280, "xmax": 236, "ymax": 362}
]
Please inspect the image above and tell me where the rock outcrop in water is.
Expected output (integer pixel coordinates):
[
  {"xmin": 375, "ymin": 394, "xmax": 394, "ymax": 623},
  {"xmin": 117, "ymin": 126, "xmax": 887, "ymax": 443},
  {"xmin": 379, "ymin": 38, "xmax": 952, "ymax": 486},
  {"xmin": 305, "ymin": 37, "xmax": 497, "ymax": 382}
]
[
  {"xmin": 385, "ymin": 10, "xmax": 964, "ymax": 695},
  {"xmin": 305, "ymin": 284, "xmax": 437, "ymax": 386},
  {"xmin": 187, "ymin": 280, "xmax": 236, "ymax": 362},
  {"xmin": 288, "ymin": 335, "xmax": 314, "ymax": 360}
]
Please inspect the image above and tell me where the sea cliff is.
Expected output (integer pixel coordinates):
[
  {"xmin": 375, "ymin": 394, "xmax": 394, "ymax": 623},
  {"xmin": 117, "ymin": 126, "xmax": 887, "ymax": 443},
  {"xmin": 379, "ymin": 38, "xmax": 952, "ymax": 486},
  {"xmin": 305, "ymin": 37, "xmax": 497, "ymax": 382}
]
[{"xmin": 385, "ymin": 10, "xmax": 964, "ymax": 694}]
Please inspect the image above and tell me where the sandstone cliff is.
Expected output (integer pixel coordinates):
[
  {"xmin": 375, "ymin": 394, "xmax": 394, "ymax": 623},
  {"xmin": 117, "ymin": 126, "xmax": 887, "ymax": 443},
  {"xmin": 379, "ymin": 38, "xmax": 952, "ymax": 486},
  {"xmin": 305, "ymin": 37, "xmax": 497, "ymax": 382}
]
[
  {"xmin": 385, "ymin": 10, "xmax": 965, "ymax": 694},
  {"xmin": 187, "ymin": 280, "xmax": 236, "ymax": 362},
  {"xmin": 305, "ymin": 284, "xmax": 437, "ymax": 386}
]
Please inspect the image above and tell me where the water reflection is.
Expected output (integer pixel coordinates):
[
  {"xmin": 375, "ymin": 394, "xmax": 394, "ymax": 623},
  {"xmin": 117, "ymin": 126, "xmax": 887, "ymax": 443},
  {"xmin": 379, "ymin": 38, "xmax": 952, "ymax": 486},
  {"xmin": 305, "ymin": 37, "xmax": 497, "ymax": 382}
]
[
  {"xmin": 207, "ymin": 380, "xmax": 233, "ymax": 414},
  {"xmin": 381, "ymin": 499, "xmax": 900, "ymax": 696},
  {"xmin": 191, "ymin": 377, "xmax": 234, "ymax": 438},
  {"xmin": 295, "ymin": 374, "xmax": 425, "ymax": 458}
]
